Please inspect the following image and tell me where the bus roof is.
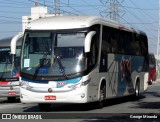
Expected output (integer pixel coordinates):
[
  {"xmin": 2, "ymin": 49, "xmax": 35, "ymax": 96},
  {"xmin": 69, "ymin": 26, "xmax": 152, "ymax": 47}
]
[
  {"xmin": 0, "ymin": 35, "xmax": 22, "ymax": 48},
  {"xmin": 26, "ymin": 16, "xmax": 135, "ymax": 32}
]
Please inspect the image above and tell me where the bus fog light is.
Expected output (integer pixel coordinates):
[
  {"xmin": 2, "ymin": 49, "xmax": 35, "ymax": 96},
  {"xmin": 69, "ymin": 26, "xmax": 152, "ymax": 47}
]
[{"xmin": 81, "ymin": 93, "xmax": 85, "ymax": 98}]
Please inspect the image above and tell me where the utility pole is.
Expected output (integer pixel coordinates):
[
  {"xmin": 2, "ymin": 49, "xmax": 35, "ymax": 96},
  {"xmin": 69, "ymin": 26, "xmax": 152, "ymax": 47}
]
[
  {"xmin": 109, "ymin": 0, "xmax": 119, "ymax": 21},
  {"xmin": 54, "ymin": 0, "xmax": 60, "ymax": 16},
  {"xmin": 34, "ymin": 0, "xmax": 38, "ymax": 6},
  {"xmin": 157, "ymin": 0, "xmax": 160, "ymax": 57},
  {"xmin": 156, "ymin": 0, "xmax": 160, "ymax": 77},
  {"xmin": 44, "ymin": 0, "xmax": 45, "ymax": 6},
  {"xmin": 100, "ymin": 0, "xmax": 124, "ymax": 22}
]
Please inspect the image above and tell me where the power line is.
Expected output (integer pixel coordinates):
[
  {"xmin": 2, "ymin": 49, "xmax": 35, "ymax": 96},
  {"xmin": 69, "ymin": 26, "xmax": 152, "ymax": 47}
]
[
  {"xmin": 118, "ymin": 0, "xmax": 156, "ymax": 32},
  {"xmin": 157, "ymin": 0, "xmax": 160, "ymax": 56},
  {"xmin": 117, "ymin": 0, "xmax": 158, "ymax": 54},
  {"xmin": 0, "ymin": 5, "xmax": 29, "ymax": 8},
  {"xmin": 0, "ymin": 16, "xmax": 21, "ymax": 20},
  {"xmin": 54, "ymin": 0, "xmax": 60, "ymax": 15},
  {"xmin": 122, "ymin": 21, "xmax": 158, "ymax": 25},
  {"xmin": 0, "ymin": 0, "xmax": 32, "ymax": 6},
  {"xmin": 99, "ymin": 0, "xmax": 125, "ymax": 22},
  {"xmin": 0, "ymin": 31, "xmax": 20, "ymax": 33},
  {"xmin": 122, "ymin": 5, "xmax": 158, "ymax": 11},
  {"xmin": 58, "ymin": 1, "xmax": 87, "ymax": 15},
  {"xmin": 0, "ymin": 10, "xmax": 28, "ymax": 14},
  {"xmin": 81, "ymin": 0, "xmax": 101, "ymax": 12},
  {"xmin": 28, "ymin": 0, "xmax": 78, "ymax": 15},
  {"xmin": 129, "ymin": 0, "xmax": 156, "ymax": 21},
  {"xmin": 127, "ymin": 0, "xmax": 158, "ymax": 48},
  {"xmin": 40, "ymin": 1, "xmax": 158, "ymax": 11}
]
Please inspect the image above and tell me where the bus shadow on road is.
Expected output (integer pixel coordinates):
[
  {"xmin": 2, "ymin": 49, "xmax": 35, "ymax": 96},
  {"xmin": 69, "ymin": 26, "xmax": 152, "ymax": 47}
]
[
  {"xmin": 132, "ymin": 101, "xmax": 160, "ymax": 109},
  {"xmin": 146, "ymin": 91, "xmax": 160, "ymax": 98},
  {"xmin": 103, "ymin": 94, "xmax": 145, "ymax": 106},
  {"xmin": 130, "ymin": 92, "xmax": 160, "ymax": 110},
  {"xmin": 22, "ymin": 95, "xmax": 146, "ymax": 112}
]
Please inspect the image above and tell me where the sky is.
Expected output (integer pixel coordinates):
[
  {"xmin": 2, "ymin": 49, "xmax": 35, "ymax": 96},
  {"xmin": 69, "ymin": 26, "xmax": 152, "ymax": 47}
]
[{"xmin": 0, "ymin": 0, "xmax": 158, "ymax": 54}]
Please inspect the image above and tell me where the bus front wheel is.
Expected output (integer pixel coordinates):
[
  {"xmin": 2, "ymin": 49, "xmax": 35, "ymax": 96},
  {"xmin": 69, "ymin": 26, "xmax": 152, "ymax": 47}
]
[{"xmin": 96, "ymin": 84, "xmax": 106, "ymax": 109}]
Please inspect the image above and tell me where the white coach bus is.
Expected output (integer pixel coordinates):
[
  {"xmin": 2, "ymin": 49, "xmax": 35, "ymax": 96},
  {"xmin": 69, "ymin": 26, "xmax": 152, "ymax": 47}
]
[
  {"xmin": 0, "ymin": 33, "xmax": 23, "ymax": 102},
  {"xmin": 20, "ymin": 16, "xmax": 149, "ymax": 110}
]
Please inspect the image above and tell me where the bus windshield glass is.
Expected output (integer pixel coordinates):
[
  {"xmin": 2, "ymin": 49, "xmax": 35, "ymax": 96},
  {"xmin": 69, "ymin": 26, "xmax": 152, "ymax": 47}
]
[
  {"xmin": 21, "ymin": 31, "xmax": 87, "ymax": 78},
  {"xmin": 0, "ymin": 48, "xmax": 12, "ymax": 78},
  {"xmin": 13, "ymin": 48, "xmax": 21, "ymax": 73}
]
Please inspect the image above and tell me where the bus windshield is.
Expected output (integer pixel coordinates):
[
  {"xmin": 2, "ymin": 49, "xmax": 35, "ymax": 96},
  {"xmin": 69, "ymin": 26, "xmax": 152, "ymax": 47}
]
[
  {"xmin": 13, "ymin": 48, "xmax": 21, "ymax": 75},
  {"xmin": 21, "ymin": 31, "xmax": 87, "ymax": 79},
  {"xmin": 0, "ymin": 48, "xmax": 12, "ymax": 78},
  {"xmin": 0, "ymin": 47, "xmax": 21, "ymax": 79}
]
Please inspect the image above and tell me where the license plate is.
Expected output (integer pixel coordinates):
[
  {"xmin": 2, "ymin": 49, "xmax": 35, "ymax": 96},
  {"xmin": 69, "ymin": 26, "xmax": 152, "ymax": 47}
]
[
  {"xmin": 45, "ymin": 95, "xmax": 56, "ymax": 100},
  {"xmin": 8, "ymin": 92, "xmax": 16, "ymax": 95}
]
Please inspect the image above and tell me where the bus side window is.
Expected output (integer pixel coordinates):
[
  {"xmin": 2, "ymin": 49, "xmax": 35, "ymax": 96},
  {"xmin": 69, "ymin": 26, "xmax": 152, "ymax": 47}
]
[
  {"xmin": 102, "ymin": 41, "xmax": 111, "ymax": 52},
  {"xmin": 88, "ymin": 24, "xmax": 100, "ymax": 67},
  {"xmin": 134, "ymin": 33, "xmax": 141, "ymax": 55},
  {"xmin": 135, "ymin": 41, "xmax": 141, "ymax": 55},
  {"xmin": 111, "ymin": 37, "xmax": 117, "ymax": 53},
  {"xmin": 118, "ymin": 31, "xmax": 125, "ymax": 54},
  {"xmin": 109, "ymin": 32, "xmax": 118, "ymax": 53},
  {"xmin": 102, "ymin": 26, "xmax": 111, "ymax": 53},
  {"xmin": 125, "ymin": 32, "xmax": 133, "ymax": 55},
  {"xmin": 90, "ymin": 36, "xmax": 96, "ymax": 66},
  {"xmin": 88, "ymin": 34, "xmax": 99, "ymax": 69},
  {"xmin": 140, "ymin": 35, "xmax": 148, "ymax": 56}
]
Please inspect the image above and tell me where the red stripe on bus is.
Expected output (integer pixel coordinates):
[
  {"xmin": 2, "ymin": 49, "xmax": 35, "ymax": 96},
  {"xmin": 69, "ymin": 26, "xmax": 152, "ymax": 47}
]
[{"xmin": 0, "ymin": 81, "xmax": 9, "ymax": 85}]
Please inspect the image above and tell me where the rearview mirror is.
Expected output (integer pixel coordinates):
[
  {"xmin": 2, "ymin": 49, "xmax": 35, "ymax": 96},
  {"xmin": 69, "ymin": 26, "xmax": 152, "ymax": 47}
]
[{"xmin": 84, "ymin": 31, "xmax": 96, "ymax": 53}]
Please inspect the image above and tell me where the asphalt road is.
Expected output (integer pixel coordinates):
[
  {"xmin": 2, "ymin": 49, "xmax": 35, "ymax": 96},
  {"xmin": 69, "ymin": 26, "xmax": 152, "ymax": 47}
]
[{"xmin": 0, "ymin": 82, "xmax": 160, "ymax": 121}]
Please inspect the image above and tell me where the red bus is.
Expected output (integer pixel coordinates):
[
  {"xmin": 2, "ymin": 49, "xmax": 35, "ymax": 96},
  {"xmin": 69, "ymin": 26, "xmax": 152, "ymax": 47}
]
[{"xmin": 148, "ymin": 53, "xmax": 156, "ymax": 85}]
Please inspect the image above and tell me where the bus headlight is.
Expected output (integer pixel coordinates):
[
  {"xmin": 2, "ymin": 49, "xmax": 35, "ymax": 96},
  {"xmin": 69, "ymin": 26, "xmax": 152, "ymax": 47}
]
[
  {"xmin": 81, "ymin": 78, "xmax": 91, "ymax": 86},
  {"xmin": 68, "ymin": 83, "xmax": 81, "ymax": 89},
  {"xmin": 68, "ymin": 78, "xmax": 91, "ymax": 89},
  {"xmin": 20, "ymin": 81, "xmax": 32, "ymax": 89}
]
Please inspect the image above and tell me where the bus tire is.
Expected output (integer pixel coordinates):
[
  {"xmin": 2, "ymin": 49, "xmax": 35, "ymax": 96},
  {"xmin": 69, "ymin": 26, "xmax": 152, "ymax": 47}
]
[
  {"xmin": 38, "ymin": 103, "xmax": 51, "ymax": 111},
  {"xmin": 96, "ymin": 83, "xmax": 106, "ymax": 109},
  {"xmin": 148, "ymin": 80, "xmax": 152, "ymax": 85},
  {"xmin": 7, "ymin": 97, "xmax": 16, "ymax": 103},
  {"xmin": 134, "ymin": 81, "xmax": 140, "ymax": 99}
]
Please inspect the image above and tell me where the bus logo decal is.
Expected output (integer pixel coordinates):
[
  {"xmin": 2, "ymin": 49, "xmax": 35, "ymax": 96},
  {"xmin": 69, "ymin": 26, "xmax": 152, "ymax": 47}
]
[
  {"xmin": 48, "ymin": 88, "xmax": 53, "ymax": 93},
  {"xmin": 58, "ymin": 82, "xmax": 66, "ymax": 87},
  {"xmin": 121, "ymin": 57, "xmax": 131, "ymax": 81},
  {"xmin": 10, "ymin": 86, "xmax": 13, "ymax": 90}
]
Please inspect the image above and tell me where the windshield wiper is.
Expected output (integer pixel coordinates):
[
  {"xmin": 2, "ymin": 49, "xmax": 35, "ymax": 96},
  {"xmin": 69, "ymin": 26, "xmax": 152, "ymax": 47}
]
[
  {"xmin": 32, "ymin": 42, "xmax": 50, "ymax": 80},
  {"xmin": 55, "ymin": 55, "xmax": 68, "ymax": 80}
]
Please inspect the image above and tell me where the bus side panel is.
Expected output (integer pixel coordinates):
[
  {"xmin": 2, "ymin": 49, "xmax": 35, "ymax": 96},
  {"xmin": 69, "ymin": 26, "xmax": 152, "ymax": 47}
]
[
  {"xmin": 105, "ymin": 54, "xmax": 145, "ymax": 97},
  {"xmin": 139, "ymin": 72, "xmax": 148, "ymax": 92},
  {"xmin": 86, "ymin": 67, "xmax": 101, "ymax": 102},
  {"xmin": 105, "ymin": 54, "xmax": 118, "ymax": 98}
]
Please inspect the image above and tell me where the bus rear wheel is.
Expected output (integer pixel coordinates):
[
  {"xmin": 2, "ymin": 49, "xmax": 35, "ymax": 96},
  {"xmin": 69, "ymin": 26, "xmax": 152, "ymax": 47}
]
[
  {"xmin": 134, "ymin": 81, "xmax": 140, "ymax": 99},
  {"xmin": 96, "ymin": 84, "xmax": 106, "ymax": 109},
  {"xmin": 148, "ymin": 80, "xmax": 152, "ymax": 85},
  {"xmin": 38, "ymin": 103, "xmax": 51, "ymax": 111}
]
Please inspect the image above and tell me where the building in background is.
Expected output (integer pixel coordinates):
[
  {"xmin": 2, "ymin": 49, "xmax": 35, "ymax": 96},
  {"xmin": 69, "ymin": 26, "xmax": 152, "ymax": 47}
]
[{"xmin": 22, "ymin": 3, "xmax": 58, "ymax": 31}]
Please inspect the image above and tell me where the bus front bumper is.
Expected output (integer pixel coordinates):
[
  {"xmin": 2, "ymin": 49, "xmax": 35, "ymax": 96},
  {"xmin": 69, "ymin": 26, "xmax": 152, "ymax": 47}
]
[
  {"xmin": 20, "ymin": 87, "xmax": 88, "ymax": 104},
  {"xmin": 0, "ymin": 85, "xmax": 20, "ymax": 97}
]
